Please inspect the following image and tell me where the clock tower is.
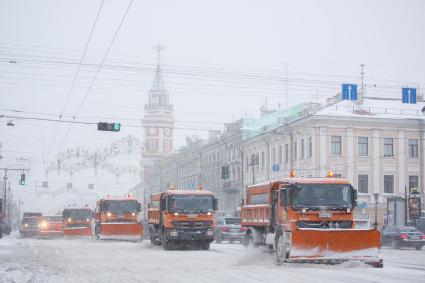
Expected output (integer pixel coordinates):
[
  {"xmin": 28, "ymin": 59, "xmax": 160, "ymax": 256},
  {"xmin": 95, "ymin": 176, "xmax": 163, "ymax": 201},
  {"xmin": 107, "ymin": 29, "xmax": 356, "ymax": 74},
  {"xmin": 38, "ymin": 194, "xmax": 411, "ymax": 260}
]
[{"xmin": 142, "ymin": 45, "xmax": 174, "ymax": 188}]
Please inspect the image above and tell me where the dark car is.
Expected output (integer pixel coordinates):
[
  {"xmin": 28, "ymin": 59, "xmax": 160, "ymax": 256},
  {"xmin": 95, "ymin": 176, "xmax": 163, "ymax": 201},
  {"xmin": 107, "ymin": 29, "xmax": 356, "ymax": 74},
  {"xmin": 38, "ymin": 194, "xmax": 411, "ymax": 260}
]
[
  {"xmin": 215, "ymin": 217, "xmax": 246, "ymax": 243},
  {"xmin": 20, "ymin": 217, "xmax": 42, "ymax": 238},
  {"xmin": 1, "ymin": 222, "xmax": 11, "ymax": 237},
  {"xmin": 382, "ymin": 226, "xmax": 425, "ymax": 250}
]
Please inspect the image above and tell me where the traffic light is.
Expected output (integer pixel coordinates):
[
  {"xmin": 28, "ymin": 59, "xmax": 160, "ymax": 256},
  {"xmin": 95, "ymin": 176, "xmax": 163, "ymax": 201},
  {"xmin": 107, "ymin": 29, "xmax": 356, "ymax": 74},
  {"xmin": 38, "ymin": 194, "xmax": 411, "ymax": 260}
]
[
  {"xmin": 19, "ymin": 174, "xmax": 25, "ymax": 185},
  {"xmin": 221, "ymin": 166, "xmax": 230, "ymax": 180},
  {"xmin": 97, "ymin": 122, "xmax": 121, "ymax": 132}
]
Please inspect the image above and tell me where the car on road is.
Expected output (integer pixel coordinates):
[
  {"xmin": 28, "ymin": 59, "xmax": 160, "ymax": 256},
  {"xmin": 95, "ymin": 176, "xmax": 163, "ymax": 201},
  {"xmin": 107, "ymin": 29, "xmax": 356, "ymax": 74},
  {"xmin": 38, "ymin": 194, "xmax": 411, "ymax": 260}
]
[
  {"xmin": 38, "ymin": 216, "xmax": 63, "ymax": 238},
  {"xmin": 215, "ymin": 217, "xmax": 246, "ymax": 243},
  {"xmin": 382, "ymin": 226, "xmax": 425, "ymax": 250},
  {"xmin": 20, "ymin": 216, "xmax": 42, "ymax": 238}
]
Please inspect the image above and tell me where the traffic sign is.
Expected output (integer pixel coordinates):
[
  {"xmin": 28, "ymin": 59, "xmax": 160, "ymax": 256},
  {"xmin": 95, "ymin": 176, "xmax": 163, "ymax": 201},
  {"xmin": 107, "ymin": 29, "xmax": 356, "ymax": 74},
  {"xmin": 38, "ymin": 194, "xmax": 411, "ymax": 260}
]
[
  {"xmin": 272, "ymin": 164, "xmax": 279, "ymax": 172},
  {"xmin": 342, "ymin": 84, "xmax": 358, "ymax": 100},
  {"xmin": 402, "ymin": 88, "xmax": 417, "ymax": 104}
]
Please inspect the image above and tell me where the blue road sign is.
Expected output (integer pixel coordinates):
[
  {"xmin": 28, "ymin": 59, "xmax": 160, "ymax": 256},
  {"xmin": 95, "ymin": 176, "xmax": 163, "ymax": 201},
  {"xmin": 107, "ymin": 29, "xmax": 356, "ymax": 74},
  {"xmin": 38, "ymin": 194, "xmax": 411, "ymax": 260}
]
[
  {"xmin": 272, "ymin": 164, "xmax": 280, "ymax": 172},
  {"xmin": 402, "ymin": 88, "xmax": 417, "ymax": 104},
  {"xmin": 342, "ymin": 84, "xmax": 358, "ymax": 100},
  {"xmin": 357, "ymin": 202, "xmax": 368, "ymax": 209}
]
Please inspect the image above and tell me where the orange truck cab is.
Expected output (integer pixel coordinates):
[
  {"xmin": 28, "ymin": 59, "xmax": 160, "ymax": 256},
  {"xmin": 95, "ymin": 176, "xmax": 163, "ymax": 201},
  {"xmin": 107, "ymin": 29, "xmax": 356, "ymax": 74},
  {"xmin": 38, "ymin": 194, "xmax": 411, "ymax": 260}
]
[
  {"xmin": 94, "ymin": 196, "xmax": 143, "ymax": 241},
  {"xmin": 62, "ymin": 208, "xmax": 93, "ymax": 237},
  {"xmin": 148, "ymin": 187, "xmax": 218, "ymax": 250},
  {"xmin": 241, "ymin": 178, "xmax": 383, "ymax": 267}
]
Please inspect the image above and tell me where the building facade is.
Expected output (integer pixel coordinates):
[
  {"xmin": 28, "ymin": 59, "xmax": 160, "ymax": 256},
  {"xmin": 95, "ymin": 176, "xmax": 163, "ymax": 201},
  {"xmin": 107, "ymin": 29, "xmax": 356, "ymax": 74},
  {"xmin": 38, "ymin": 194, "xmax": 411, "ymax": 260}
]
[{"xmin": 242, "ymin": 94, "xmax": 424, "ymax": 224}]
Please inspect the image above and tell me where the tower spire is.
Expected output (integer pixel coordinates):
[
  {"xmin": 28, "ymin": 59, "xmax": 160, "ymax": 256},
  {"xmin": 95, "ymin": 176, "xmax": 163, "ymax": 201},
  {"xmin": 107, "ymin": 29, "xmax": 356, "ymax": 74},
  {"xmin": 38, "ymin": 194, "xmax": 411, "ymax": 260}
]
[{"xmin": 151, "ymin": 44, "xmax": 165, "ymax": 91}]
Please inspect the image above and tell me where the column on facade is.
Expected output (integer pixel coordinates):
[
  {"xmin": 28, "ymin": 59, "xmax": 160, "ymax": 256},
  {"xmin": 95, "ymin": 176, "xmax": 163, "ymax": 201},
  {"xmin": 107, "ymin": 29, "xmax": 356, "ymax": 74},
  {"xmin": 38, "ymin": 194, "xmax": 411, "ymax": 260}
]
[
  {"xmin": 398, "ymin": 130, "xmax": 405, "ymax": 195},
  {"xmin": 346, "ymin": 128, "xmax": 354, "ymax": 183},
  {"xmin": 319, "ymin": 127, "xmax": 327, "ymax": 176},
  {"xmin": 372, "ymin": 129, "xmax": 380, "ymax": 197}
]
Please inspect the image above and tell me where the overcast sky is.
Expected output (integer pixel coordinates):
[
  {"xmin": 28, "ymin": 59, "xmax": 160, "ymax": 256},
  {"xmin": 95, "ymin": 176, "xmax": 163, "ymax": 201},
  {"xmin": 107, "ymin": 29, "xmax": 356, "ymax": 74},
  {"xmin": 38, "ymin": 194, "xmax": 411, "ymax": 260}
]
[{"xmin": 0, "ymin": 0, "xmax": 424, "ymax": 212}]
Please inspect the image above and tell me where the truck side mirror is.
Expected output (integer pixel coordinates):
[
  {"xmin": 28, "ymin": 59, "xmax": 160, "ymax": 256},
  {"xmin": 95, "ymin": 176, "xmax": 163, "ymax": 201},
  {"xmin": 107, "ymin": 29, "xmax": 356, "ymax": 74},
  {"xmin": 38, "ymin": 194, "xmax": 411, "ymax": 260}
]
[
  {"xmin": 147, "ymin": 204, "xmax": 151, "ymax": 209},
  {"xmin": 137, "ymin": 202, "xmax": 142, "ymax": 212},
  {"xmin": 352, "ymin": 189, "xmax": 358, "ymax": 208},
  {"xmin": 214, "ymin": 198, "xmax": 219, "ymax": 211}
]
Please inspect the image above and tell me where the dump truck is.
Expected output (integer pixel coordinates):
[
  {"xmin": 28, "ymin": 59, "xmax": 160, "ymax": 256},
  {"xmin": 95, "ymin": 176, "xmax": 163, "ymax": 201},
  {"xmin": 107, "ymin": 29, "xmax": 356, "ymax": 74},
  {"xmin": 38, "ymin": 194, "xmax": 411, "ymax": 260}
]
[
  {"xmin": 148, "ymin": 187, "xmax": 218, "ymax": 250},
  {"xmin": 94, "ymin": 195, "xmax": 143, "ymax": 241},
  {"xmin": 241, "ymin": 177, "xmax": 383, "ymax": 267},
  {"xmin": 62, "ymin": 207, "xmax": 93, "ymax": 237}
]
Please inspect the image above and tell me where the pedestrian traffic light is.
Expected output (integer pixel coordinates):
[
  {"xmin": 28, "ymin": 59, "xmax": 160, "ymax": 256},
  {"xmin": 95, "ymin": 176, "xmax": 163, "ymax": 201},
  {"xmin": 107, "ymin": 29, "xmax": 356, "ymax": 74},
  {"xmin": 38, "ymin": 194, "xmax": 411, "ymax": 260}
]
[
  {"xmin": 97, "ymin": 122, "xmax": 121, "ymax": 132},
  {"xmin": 19, "ymin": 174, "xmax": 25, "ymax": 185}
]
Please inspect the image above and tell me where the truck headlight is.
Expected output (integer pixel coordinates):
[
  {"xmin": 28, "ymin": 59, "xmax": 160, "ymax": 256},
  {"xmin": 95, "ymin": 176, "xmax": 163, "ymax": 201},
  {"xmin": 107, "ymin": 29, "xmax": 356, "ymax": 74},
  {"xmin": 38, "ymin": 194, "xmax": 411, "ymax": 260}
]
[
  {"xmin": 131, "ymin": 212, "xmax": 136, "ymax": 216},
  {"xmin": 41, "ymin": 222, "xmax": 48, "ymax": 228},
  {"xmin": 107, "ymin": 212, "xmax": 112, "ymax": 217},
  {"xmin": 207, "ymin": 230, "xmax": 214, "ymax": 236},
  {"xmin": 24, "ymin": 223, "xmax": 28, "ymax": 227},
  {"xmin": 68, "ymin": 218, "xmax": 72, "ymax": 222},
  {"xmin": 170, "ymin": 230, "xmax": 178, "ymax": 237}
]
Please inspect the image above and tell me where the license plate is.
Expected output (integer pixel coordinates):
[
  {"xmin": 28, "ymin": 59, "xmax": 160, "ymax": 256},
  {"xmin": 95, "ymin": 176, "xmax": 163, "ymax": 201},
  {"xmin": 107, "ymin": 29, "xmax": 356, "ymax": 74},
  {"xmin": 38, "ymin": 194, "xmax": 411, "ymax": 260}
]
[
  {"xmin": 188, "ymin": 214, "xmax": 197, "ymax": 218},
  {"xmin": 319, "ymin": 211, "xmax": 332, "ymax": 218}
]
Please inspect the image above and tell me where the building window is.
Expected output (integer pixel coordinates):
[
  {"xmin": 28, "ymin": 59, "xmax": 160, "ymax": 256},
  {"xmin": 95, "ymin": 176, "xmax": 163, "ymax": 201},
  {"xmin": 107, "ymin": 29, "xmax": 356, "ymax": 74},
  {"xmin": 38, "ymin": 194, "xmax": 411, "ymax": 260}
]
[
  {"xmin": 285, "ymin": 144, "xmax": 289, "ymax": 163},
  {"xmin": 384, "ymin": 175, "xmax": 394, "ymax": 194},
  {"xmin": 300, "ymin": 139, "xmax": 305, "ymax": 160},
  {"xmin": 408, "ymin": 139, "xmax": 418, "ymax": 159},
  {"xmin": 331, "ymin": 136, "xmax": 342, "ymax": 155},
  {"xmin": 358, "ymin": 174, "xmax": 368, "ymax": 194},
  {"xmin": 308, "ymin": 137, "xmax": 312, "ymax": 158},
  {"xmin": 278, "ymin": 146, "xmax": 283, "ymax": 164},
  {"xmin": 409, "ymin": 175, "xmax": 419, "ymax": 190},
  {"xmin": 272, "ymin": 148, "xmax": 276, "ymax": 165},
  {"xmin": 293, "ymin": 141, "xmax": 297, "ymax": 160},
  {"xmin": 261, "ymin": 151, "xmax": 265, "ymax": 169},
  {"xmin": 384, "ymin": 138, "xmax": 394, "ymax": 157},
  {"xmin": 358, "ymin": 136, "xmax": 368, "ymax": 156}
]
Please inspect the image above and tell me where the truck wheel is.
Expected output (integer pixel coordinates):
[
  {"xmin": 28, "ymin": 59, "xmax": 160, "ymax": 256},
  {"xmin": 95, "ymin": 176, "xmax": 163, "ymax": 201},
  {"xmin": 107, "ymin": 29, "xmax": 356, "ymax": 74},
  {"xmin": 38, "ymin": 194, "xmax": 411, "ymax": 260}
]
[
  {"xmin": 243, "ymin": 232, "xmax": 254, "ymax": 248},
  {"xmin": 415, "ymin": 245, "xmax": 423, "ymax": 250},
  {"xmin": 95, "ymin": 225, "xmax": 101, "ymax": 239},
  {"xmin": 162, "ymin": 236, "xmax": 172, "ymax": 250},
  {"xmin": 276, "ymin": 233, "xmax": 290, "ymax": 263},
  {"xmin": 150, "ymin": 228, "xmax": 156, "ymax": 245},
  {"xmin": 202, "ymin": 242, "xmax": 210, "ymax": 250}
]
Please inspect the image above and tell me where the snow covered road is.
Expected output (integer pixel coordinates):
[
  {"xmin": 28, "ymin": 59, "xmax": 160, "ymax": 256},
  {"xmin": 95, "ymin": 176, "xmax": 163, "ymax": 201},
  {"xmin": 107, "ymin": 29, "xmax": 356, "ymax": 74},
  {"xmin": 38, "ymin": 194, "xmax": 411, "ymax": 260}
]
[{"xmin": 1, "ymin": 234, "xmax": 424, "ymax": 283}]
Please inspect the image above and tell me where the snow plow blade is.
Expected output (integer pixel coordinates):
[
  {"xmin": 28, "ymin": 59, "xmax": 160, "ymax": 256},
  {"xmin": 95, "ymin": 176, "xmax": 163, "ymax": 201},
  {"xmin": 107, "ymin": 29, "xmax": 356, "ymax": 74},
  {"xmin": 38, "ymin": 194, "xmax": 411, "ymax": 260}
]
[
  {"xmin": 290, "ymin": 229, "xmax": 382, "ymax": 267},
  {"xmin": 63, "ymin": 227, "xmax": 93, "ymax": 237},
  {"xmin": 98, "ymin": 223, "xmax": 143, "ymax": 241}
]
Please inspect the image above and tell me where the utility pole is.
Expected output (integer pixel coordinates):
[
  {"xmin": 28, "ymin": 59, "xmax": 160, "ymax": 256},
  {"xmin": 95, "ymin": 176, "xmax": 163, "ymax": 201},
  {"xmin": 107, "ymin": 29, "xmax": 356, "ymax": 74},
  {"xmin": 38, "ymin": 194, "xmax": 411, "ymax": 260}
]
[
  {"xmin": 360, "ymin": 64, "xmax": 365, "ymax": 99},
  {"xmin": 1, "ymin": 168, "xmax": 29, "ymax": 230},
  {"xmin": 284, "ymin": 63, "xmax": 288, "ymax": 110}
]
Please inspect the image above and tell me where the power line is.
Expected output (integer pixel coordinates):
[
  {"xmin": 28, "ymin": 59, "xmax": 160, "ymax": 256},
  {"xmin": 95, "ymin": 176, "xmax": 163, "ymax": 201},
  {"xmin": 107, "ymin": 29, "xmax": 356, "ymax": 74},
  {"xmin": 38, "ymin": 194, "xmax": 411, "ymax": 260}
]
[
  {"xmin": 46, "ymin": 0, "xmax": 105, "ymax": 166},
  {"xmin": 56, "ymin": 0, "xmax": 134, "ymax": 160}
]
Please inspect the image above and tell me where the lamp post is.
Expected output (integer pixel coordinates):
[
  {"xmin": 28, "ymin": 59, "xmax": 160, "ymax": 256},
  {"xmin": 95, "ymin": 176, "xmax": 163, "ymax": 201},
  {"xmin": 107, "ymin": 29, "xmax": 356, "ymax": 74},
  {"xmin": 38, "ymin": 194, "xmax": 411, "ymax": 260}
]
[{"xmin": 373, "ymin": 192, "xmax": 379, "ymax": 229}]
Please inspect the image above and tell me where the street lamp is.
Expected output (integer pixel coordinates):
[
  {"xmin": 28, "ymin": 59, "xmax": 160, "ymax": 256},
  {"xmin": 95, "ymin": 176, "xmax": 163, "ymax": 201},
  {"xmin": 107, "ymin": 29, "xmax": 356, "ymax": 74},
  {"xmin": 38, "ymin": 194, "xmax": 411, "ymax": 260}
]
[{"xmin": 373, "ymin": 192, "xmax": 379, "ymax": 229}]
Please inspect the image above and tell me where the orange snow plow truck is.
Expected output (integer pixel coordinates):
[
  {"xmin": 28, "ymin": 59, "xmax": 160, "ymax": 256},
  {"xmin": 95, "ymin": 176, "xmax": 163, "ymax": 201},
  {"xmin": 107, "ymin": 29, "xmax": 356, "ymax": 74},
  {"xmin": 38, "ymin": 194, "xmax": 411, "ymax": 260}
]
[
  {"xmin": 62, "ymin": 207, "xmax": 93, "ymax": 237},
  {"xmin": 94, "ymin": 196, "xmax": 143, "ymax": 241},
  {"xmin": 148, "ymin": 187, "xmax": 218, "ymax": 250},
  {"xmin": 241, "ymin": 178, "xmax": 383, "ymax": 267}
]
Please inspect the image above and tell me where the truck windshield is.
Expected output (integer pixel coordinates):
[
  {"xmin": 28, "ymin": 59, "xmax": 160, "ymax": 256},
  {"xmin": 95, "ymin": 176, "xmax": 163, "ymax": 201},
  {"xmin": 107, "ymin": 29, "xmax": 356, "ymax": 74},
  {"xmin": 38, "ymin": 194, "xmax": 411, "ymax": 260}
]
[
  {"xmin": 22, "ymin": 218, "xmax": 40, "ymax": 225},
  {"xmin": 103, "ymin": 200, "xmax": 138, "ymax": 213},
  {"xmin": 168, "ymin": 195, "xmax": 214, "ymax": 213},
  {"xmin": 290, "ymin": 184, "xmax": 353, "ymax": 209},
  {"xmin": 63, "ymin": 209, "xmax": 92, "ymax": 220}
]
